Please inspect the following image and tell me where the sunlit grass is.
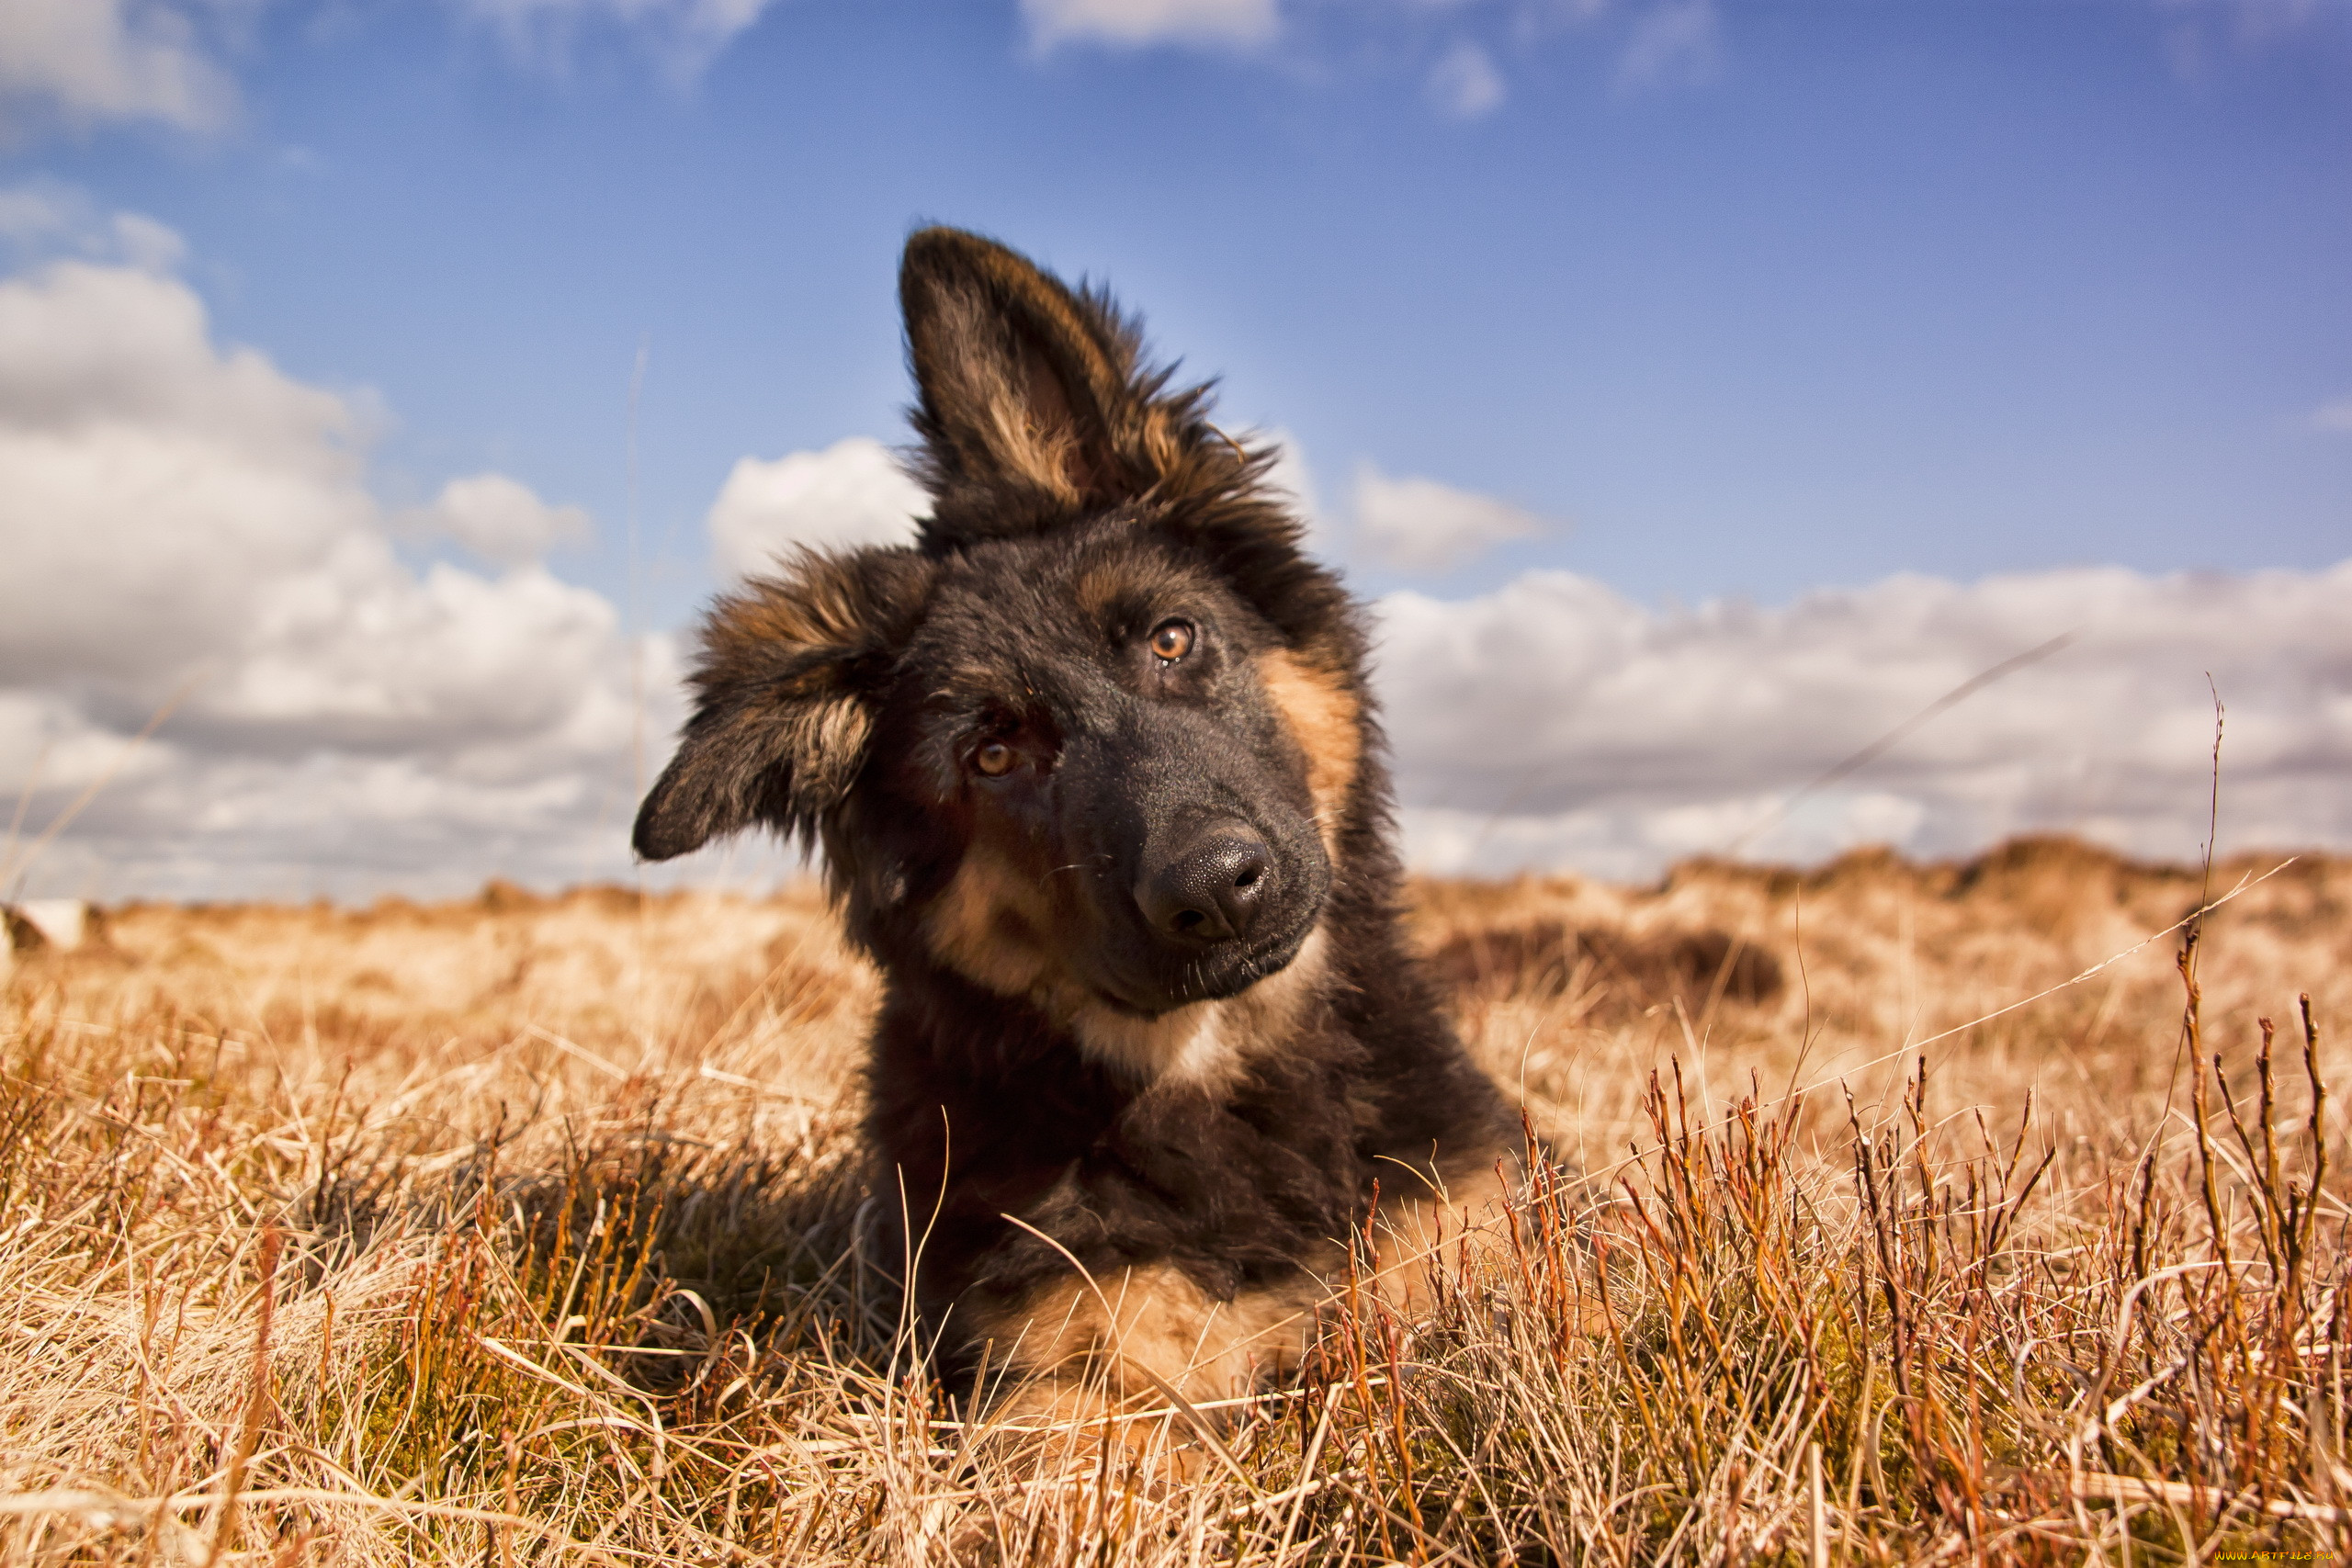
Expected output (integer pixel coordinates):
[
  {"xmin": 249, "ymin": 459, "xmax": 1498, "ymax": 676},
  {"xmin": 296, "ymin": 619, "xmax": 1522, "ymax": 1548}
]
[{"xmin": 1, "ymin": 839, "xmax": 2346, "ymax": 1562}]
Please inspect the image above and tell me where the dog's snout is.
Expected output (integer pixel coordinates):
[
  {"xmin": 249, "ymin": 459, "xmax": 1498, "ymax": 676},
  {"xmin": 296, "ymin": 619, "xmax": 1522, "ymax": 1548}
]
[{"xmin": 1136, "ymin": 823, "xmax": 1274, "ymax": 946}]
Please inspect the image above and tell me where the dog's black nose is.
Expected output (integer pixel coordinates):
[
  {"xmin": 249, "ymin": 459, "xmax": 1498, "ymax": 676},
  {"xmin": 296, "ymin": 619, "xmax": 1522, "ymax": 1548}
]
[{"xmin": 1137, "ymin": 823, "xmax": 1273, "ymax": 945}]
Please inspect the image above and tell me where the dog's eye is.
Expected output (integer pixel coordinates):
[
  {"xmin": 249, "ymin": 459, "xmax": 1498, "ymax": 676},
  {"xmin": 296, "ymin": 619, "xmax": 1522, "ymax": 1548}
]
[
  {"xmin": 1149, "ymin": 619, "xmax": 1195, "ymax": 662},
  {"xmin": 973, "ymin": 740, "xmax": 1016, "ymax": 777}
]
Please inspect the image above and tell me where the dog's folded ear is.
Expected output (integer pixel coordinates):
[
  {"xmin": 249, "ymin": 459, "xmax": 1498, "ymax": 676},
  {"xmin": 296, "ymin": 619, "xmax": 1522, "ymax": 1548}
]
[{"xmin": 633, "ymin": 547, "xmax": 933, "ymax": 861}]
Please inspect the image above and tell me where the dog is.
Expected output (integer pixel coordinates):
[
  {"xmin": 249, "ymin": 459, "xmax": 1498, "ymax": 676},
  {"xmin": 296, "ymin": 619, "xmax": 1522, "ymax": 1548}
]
[{"xmin": 634, "ymin": 227, "xmax": 1518, "ymax": 1429}]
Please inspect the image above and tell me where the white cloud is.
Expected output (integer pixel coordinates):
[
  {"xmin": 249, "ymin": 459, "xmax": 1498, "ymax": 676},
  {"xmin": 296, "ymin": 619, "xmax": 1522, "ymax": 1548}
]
[
  {"xmin": 403, "ymin": 473, "xmax": 593, "ymax": 570},
  {"xmin": 0, "ymin": 215, "xmax": 687, "ymax": 901},
  {"xmin": 0, "ymin": 181, "xmax": 187, "ymax": 272},
  {"xmin": 1375, "ymin": 562, "xmax": 2352, "ymax": 878},
  {"xmin": 706, "ymin": 435, "xmax": 927, "ymax": 582},
  {"xmin": 1, "ymin": 0, "xmax": 787, "ymax": 140},
  {"xmin": 1399, "ymin": 792, "xmax": 1933, "ymax": 883},
  {"xmin": 11, "ymin": 223, "xmax": 2339, "ymax": 900},
  {"xmin": 0, "ymin": 184, "xmax": 78, "ymax": 244},
  {"xmin": 1617, "ymin": 0, "xmax": 1721, "ymax": 89},
  {"xmin": 108, "ymin": 210, "xmax": 187, "ymax": 271},
  {"xmin": 1023, "ymin": 0, "xmax": 1279, "ymax": 50},
  {"xmin": 0, "ymin": 0, "xmax": 237, "ymax": 137},
  {"xmin": 1425, "ymin": 39, "xmax": 1506, "ymax": 118},
  {"xmin": 1353, "ymin": 463, "xmax": 1544, "ymax": 573},
  {"xmin": 455, "ymin": 0, "xmax": 781, "ymax": 75},
  {"xmin": 1254, "ymin": 427, "xmax": 1330, "ymax": 551},
  {"xmin": 0, "ymin": 256, "xmax": 366, "ymax": 683},
  {"xmin": 2312, "ymin": 397, "xmax": 2352, "ymax": 434}
]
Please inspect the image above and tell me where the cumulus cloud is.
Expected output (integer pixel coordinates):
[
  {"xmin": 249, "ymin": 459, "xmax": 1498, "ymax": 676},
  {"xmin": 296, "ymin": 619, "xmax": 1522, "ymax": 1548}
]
[
  {"xmin": 706, "ymin": 435, "xmax": 928, "ymax": 581},
  {"xmin": 1023, "ymin": 0, "xmax": 1279, "ymax": 51},
  {"xmin": 1353, "ymin": 463, "xmax": 1545, "ymax": 574},
  {"xmin": 1425, "ymin": 40, "xmax": 1506, "ymax": 118},
  {"xmin": 0, "ymin": 216, "xmax": 695, "ymax": 901},
  {"xmin": 9, "ymin": 220, "xmax": 2339, "ymax": 900},
  {"xmin": 0, "ymin": 183, "xmax": 85, "ymax": 246},
  {"xmin": 1376, "ymin": 562, "xmax": 2352, "ymax": 878},
  {"xmin": 402, "ymin": 473, "xmax": 593, "ymax": 570},
  {"xmin": 0, "ymin": 0, "xmax": 236, "ymax": 138}
]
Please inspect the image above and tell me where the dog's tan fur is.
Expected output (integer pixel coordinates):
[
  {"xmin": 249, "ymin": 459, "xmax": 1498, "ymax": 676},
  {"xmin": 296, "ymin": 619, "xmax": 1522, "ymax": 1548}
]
[
  {"xmin": 638, "ymin": 231, "xmax": 1523, "ymax": 1476},
  {"xmin": 923, "ymin": 834, "xmax": 1057, "ymax": 999},
  {"xmin": 926, "ymin": 820, "xmax": 1337, "ymax": 1084},
  {"xmin": 1257, "ymin": 649, "xmax": 1363, "ymax": 859},
  {"xmin": 973, "ymin": 1263, "xmax": 1326, "ymax": 1416},
  {"xmin": 902, "ymin": 229, "xmax": 1300, "ymax": 548},
  {"xmin": 918, "ymin": 641, "xmax": 1360, "ymax": 1084},
  {"xmin": 972, "ymin": 1161, "xmax": 1514, "ymax": 1459}
]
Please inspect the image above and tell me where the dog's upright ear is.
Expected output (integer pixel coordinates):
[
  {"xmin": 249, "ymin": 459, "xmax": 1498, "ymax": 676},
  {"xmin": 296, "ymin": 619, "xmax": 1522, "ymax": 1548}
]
[
  {"xmin": 900, "ymin": 225, "xmax": 1149, "ymax": 541},
  {"xmin": 901, "ymin": 227, "xmax": 1354, "ymax": 650},
  {"xmin": 634, "ymin": 547, "xmax": 933, "ymax": 862}
]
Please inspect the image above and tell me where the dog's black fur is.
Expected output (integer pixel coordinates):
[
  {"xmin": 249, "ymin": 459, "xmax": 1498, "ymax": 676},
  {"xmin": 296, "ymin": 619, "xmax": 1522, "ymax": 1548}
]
[{"xmin": 636, "ymin": 228, "xmax": 1515, "ymax": 1409}]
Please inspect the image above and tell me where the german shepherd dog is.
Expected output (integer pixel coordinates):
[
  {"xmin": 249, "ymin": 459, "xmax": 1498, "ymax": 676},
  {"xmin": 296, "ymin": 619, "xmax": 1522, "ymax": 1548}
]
[{"xmin": 635, "ymin": 228, "xmax": 1517, "ymax": 1427}]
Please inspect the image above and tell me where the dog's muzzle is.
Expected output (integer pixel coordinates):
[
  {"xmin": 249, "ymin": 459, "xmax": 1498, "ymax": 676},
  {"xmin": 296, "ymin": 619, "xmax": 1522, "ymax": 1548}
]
[{"xmin": 1134, "ymin": 818, "xmax": 1275, "ymax": 948}]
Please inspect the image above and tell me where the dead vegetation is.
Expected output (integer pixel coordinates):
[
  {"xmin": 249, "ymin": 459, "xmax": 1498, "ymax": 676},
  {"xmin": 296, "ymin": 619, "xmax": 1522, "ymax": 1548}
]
[{"xmin": 2, "ymin": 835, "xmax": 2348, "ymax": 1562}]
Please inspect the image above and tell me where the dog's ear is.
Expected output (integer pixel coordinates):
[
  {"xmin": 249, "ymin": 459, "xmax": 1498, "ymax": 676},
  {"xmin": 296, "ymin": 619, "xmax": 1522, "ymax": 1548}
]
[
  {"xmin": 899, "ymin": 227, "xmax": 1170, "ymax": 540},
  {"xmin": 634, "ymin": 547, "xmax": 932, "ymax": 861},
  {"xmin": 900, "ymin": 227, "xmax": 1355, "ymax": 655}
]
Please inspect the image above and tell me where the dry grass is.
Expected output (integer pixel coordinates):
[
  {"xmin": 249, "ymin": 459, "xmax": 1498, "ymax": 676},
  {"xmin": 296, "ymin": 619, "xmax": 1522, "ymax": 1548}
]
[{"xmin": 2, "ymin": 835, "xmax": 2347, "ymax": 1563}]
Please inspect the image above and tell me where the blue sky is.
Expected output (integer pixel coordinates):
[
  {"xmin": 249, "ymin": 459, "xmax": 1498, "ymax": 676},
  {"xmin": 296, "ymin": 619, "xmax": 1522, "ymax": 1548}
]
[
  {"xmin": 2, "ymin": 0, "xmax": 2347, "ymax": 897},
  {"xmin": 22, "ymin": 0, "xmax": 2349, "ymax": 614}
]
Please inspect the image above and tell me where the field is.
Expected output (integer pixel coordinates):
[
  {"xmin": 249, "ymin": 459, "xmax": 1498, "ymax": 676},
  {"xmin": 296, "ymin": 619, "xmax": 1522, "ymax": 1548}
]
[{"xmin": 2, "ymin": 836, "xmax": 2347, "ymax": 1564}]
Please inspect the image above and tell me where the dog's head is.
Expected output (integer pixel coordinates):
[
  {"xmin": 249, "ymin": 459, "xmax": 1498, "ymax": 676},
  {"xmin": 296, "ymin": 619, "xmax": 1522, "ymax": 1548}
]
[{"xmin": 635, "ymin": 229, "xmax": 1367, "ymax": 1027}]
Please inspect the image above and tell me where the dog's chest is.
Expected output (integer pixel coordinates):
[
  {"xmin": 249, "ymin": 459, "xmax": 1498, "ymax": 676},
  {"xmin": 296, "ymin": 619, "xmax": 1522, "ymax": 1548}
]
[{"xmin": 869, "ymin": 1005, "xmax": 1375, "ymax": 1293}]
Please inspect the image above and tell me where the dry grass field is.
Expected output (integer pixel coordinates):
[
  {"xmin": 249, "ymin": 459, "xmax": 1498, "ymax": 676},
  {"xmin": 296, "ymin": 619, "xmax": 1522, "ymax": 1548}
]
[{"xmin": 2, "ymin": 836, "xmax": 2347, "ymax": 1563}]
